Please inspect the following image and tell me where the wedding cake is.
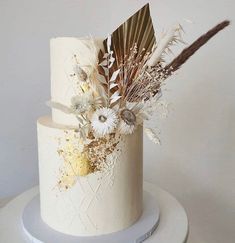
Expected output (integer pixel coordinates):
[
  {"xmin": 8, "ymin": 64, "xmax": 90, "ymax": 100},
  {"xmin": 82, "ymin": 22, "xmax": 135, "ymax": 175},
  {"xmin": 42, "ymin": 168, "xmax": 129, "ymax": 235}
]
[
  {"xmin": 37, "ymin": 3, "xmax": 229, "ymax": 238},
  {"xmin": 37, "ymin": 37, "xmax": 143, "ymax": 236}
]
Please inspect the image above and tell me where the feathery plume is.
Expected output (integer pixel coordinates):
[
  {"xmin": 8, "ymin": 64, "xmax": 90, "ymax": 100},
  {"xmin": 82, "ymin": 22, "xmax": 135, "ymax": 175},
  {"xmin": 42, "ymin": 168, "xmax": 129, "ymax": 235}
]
[{"xmin": 165, "ymin": 20, "xmax": 230, "ymax": 73}]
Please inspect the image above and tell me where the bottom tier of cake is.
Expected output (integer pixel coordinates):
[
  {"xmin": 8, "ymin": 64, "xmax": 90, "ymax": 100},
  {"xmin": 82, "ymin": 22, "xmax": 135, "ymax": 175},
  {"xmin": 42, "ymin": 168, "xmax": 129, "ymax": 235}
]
[{"xmin": 37, "ymin": 116, "xmax": 143, "ymax": 236}]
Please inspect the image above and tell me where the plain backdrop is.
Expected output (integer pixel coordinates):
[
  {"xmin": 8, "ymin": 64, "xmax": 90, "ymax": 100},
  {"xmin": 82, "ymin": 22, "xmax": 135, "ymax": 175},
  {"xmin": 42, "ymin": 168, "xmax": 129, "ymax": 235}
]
[{"xmin": 0, "ymin": 0, "xmax": 234, "ymax": 242}]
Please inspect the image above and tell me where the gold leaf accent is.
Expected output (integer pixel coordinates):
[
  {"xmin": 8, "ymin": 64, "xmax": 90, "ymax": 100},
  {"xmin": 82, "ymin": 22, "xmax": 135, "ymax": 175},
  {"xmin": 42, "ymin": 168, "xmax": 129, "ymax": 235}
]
[{"xmin": 57, "ymin": 136, "xmax": 93, "ymax": 190}]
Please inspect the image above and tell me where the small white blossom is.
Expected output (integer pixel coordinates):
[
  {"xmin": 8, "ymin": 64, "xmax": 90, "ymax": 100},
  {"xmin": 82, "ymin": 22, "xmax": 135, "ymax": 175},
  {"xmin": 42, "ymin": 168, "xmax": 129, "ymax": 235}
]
[
  {"xmin": 70, "ymin": 95, "xmax": 90, "ymax": 114},
  {"xmin": 70, "ymin": 92, "xmax": 102, "ymax": 115},
  {"xmin": 91, "ymin": 108, "xmax": 118, "ymax": 136}
]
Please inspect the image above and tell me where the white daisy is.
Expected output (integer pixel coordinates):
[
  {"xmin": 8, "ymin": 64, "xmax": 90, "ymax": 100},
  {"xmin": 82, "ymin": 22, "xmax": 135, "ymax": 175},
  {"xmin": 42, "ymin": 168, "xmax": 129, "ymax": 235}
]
[{"xmin": 91, "ymin": 108, "xmax": 118, "ymax": 136}]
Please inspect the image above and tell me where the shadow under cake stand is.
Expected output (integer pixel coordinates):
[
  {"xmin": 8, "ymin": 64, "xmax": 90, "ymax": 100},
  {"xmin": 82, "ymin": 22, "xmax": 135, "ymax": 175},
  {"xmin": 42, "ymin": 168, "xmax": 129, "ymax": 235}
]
[{"xmin": 0, "ymin": 182, "xmax": 189, "ymax": 243}]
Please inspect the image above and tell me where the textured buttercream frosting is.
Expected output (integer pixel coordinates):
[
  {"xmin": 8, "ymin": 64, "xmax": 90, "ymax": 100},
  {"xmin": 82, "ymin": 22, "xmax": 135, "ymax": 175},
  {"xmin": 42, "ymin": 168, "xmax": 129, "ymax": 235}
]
[
  {"xmin": 37, "ymin": 116, "xmax": 143, "ymax": 236},
  {"xmin": 37, "ymin": 35, "xmax": 145, "ymax": 236}
]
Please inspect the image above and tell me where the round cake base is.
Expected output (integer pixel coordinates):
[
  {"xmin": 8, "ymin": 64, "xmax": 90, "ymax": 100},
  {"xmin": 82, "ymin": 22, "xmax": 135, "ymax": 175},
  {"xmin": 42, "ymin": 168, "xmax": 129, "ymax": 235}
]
[{"xmin": 21, "ymin": 191, "xmax": 160, "ymax": 243}]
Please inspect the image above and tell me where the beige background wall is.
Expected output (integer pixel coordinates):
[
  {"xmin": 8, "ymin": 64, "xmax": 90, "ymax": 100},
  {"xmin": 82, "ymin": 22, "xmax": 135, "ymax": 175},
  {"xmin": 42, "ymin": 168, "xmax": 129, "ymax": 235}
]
[{"xmin": 0, "ymin": 0, "xmax": 234, "ymax": 242}]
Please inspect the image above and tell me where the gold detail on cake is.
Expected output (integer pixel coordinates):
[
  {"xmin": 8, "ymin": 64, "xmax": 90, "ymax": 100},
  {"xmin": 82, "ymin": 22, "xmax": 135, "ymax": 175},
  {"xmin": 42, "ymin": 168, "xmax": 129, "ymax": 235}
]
[
  {"xmin": 60, "ymin": 144, "xmax": 92, "ymax": 175},
  {"xmin": 84, "ymin": 133, "xmax": 120, "ymax": 172},
  {"xmin": 57, "ymin": 131, "xmax": 93, "ymax": 190},
  {"xmin": 81, "ymin": 82, "xmax": 90, "ymax": 92},
  {"xmin": 58, "ymin": 145, "xmax": 93, "ymax": 190},
  {"xmin": 56, "ymin": 129, "xmax": 121, "ymax": 190}
]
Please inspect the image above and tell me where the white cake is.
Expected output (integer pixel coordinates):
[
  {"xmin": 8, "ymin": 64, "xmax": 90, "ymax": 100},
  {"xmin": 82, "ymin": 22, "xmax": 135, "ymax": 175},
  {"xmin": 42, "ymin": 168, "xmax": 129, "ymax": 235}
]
[
  {"xmin": 36, "ymin": 1, "xmax": 227, "ymax": 239},
  {"xmin": 37, "ymin": 37, "xmax": 143, "ymax": 236}
]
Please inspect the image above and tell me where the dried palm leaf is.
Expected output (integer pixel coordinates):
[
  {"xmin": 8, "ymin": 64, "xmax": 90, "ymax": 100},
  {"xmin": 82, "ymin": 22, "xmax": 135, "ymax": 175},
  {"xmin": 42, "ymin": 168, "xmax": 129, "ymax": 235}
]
[{"xmin": 99, "ymin": 3, "xmax": 156, "ymax": 88}]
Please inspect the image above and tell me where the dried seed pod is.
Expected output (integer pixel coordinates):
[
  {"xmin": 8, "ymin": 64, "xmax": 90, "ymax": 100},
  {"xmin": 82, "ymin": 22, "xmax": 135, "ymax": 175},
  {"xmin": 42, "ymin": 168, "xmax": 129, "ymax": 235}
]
[{"xmin": 74, "ymin": 65, "xmax": 88, "ymax": 81}]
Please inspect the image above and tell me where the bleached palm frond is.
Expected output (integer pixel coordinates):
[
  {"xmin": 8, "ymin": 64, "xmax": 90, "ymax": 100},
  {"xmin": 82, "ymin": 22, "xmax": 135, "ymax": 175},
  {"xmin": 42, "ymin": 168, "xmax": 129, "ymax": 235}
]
[{"xmin": 98, "ymin": 35, "xmax": 121, "ymax": 106}]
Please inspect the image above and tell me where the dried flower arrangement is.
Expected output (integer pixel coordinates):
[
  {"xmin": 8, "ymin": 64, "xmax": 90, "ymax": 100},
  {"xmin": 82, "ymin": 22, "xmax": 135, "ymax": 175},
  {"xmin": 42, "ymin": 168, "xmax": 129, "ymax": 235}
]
[{"xmin": 48, "ymin": 4, "xmax": 230, "ymax": 182}]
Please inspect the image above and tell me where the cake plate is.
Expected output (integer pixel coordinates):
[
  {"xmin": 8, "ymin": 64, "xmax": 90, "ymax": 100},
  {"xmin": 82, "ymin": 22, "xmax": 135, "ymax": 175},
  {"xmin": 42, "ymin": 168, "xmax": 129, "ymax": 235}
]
[
  {"xmin": 0, "ymin": 182, "xmax": 189, "ymax": 243},
  {"xmin": 21, "ymin": 191, "xmax": 159, "ymax": 243}
]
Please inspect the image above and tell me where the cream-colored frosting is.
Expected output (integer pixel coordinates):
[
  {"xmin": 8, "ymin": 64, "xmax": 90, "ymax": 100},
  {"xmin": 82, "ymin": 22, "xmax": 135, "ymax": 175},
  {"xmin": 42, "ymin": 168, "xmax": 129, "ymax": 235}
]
[
  {"xmin": 39, "ymin": 37, "xmax": 144, "ymax": 236},
  {"xmin": 37, "ymin": 116, "xmax": 143, "ymax": 236},
  {"xmin": 50, "ymin": 37, "xmax": 104, "ymax": 126}
]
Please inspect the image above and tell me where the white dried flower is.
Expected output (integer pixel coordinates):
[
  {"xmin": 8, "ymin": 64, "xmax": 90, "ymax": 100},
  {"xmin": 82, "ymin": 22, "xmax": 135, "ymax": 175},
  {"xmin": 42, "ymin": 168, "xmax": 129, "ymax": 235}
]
[
  {"xmin": 118, "ymin": 109, "xmax": 136, "ymax": 134},
  {"xmin": 119, "ymin": 121, "xmax": 136, "ymax": 134},
  {"xmin": 70, "ymin": 92, "xmax": 102, "ymax": 115},
  {"xmin": 118, "ymin": 101, "xmax": 150, "ymax": 135},
  {"xmin": 120, "ymin": 109, "xmax": 136, "ymax": 125},
  {"xmin": 126, "ymin": 102, "xmax": 147, "ymax": 125},
  {"xmin": 91, "ymin": 108, "xmax": 118, "ymax": 136},
  {"xmin": 117, "ymin": 101, "xmax": 148, "ymax": 135},
  {"xmin": 71, "ymin": 95, "xmax": 90, "ymax": 114}
]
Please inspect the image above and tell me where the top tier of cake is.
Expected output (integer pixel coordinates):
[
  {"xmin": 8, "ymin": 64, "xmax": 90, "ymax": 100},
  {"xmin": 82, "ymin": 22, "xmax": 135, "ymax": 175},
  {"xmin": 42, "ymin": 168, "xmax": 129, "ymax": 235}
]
[{"xmin": 50, "ymin": 37, "xmax": 103, "ymax": 126}]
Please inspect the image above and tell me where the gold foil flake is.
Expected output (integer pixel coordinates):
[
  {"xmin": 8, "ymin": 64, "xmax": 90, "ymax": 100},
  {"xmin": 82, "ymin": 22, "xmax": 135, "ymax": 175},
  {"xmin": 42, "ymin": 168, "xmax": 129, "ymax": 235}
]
[
  {"xmin": 57, "ymin": 130, "xmax": 93, "ymax": 190},
  {"xmin": 62, "ymin": 145, "xmax": 91, "ymax": 175},
  {"xmin": 58, "ymin": 172, "xmax": 76, "ymax": 190},
  {"xmin": 84, "ymin": 133, "xmax": 120, "ymax": 172},
  {"xmin": 56, "ymin": 129, "xmax": 121, "ymax": 190},
  {"xmin": 81, "ymin": 82, "xmax": 90, "ymax": 92},
  {"xmin": 57, "ymin": 144, "xmax": 93, "ymax": 190}
]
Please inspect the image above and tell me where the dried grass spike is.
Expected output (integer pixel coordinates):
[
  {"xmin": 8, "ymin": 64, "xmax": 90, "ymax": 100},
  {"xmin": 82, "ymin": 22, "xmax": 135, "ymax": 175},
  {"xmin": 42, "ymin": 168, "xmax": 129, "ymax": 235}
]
[{"xmin": 165, "ymin": 20, "xmax": 230, "ymax": 73}]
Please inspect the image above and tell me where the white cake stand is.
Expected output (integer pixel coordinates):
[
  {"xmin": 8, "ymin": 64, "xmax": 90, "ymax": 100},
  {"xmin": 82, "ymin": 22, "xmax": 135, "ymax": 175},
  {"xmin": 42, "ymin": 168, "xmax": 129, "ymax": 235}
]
[{"xmin": 0, "ymin": 182, "xmax": 189, "ymax": 243}]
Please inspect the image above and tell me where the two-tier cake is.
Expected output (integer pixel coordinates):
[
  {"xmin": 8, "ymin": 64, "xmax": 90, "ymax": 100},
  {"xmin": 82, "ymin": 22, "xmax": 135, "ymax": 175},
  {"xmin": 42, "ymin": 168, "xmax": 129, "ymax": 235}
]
[
  {"xmin": 37, "ymin": 38, "xmax": 143, "ymax": 237},
  {"xmin": 36, "ymin": 3, "xmax": 229, "ymax": 239}
]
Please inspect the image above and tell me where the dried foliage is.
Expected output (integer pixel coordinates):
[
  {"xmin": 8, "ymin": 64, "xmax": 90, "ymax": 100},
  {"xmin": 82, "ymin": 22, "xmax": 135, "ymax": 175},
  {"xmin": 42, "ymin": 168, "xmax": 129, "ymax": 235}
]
[{"xmin": 164, "ymin": 20, "xmax": 230, "ymax": 74}]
